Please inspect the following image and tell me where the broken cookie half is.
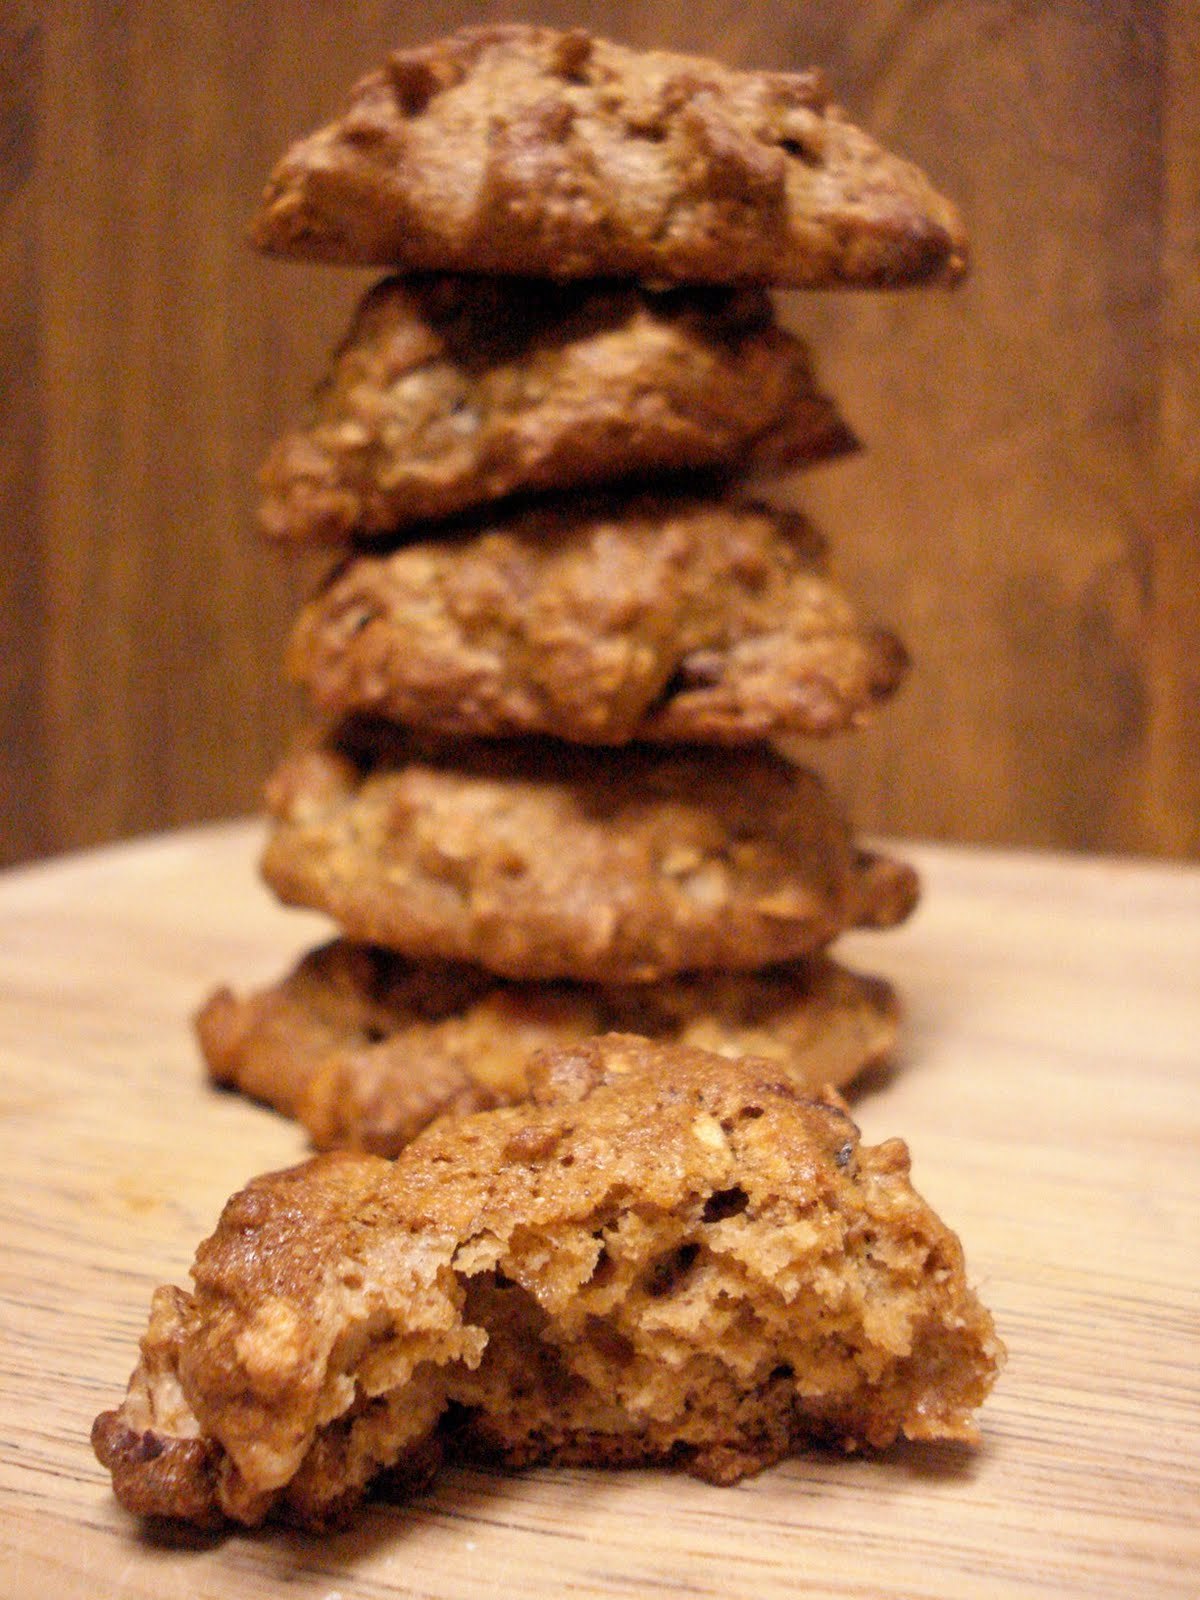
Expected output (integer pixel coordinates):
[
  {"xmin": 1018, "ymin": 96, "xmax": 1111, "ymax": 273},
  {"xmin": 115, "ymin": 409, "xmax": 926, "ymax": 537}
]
[{"xmin": 94, "ymin": 1035, "xmax": 1003, "ymax": 1530}]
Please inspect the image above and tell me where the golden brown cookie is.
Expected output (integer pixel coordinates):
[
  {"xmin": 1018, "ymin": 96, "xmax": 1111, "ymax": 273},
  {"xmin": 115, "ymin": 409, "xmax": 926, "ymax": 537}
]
[
  {"xmin": 94, "ymin": 1035, "xmax": 1003, "ymax": 1529},
  {"xmin": 261, "ymin": 719, "xmax": 918, "ymax": 981},
  {"xmin": 197, "ymin": 937, "xmax": 901, "ymax": 1154},
  {"xmin": 252, "ymin": 26, "xmax": 967, "ymax": 287},
  {"xmin": 259, "ymin": 276, "xmax": 855, "ymax": 544},
  {"xmin": 287, "ymin": 494, "xmax": 905, "ymax": 744}
]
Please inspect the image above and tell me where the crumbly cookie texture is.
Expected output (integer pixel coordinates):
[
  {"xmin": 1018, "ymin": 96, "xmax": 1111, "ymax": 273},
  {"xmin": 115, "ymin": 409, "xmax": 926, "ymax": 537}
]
[
  {"xmin": 288, "ymin": 494, "xmax": 905, "ymax": 745},
  {"xmin": 198, "ymin": 937, "xmax": 901, "ymax": 1155},
  {"xmin": 251, "ymin": 25, "xmax": 967, "ymax": 287},
  {"xmin": 260, "ymin": 719, "xmax": 918, "ymax": 982},
  {"xmin": 94, "ymin": 1035, "xmax": 1003, "ymax": 1529},
  {"xmin": 259, "ymin": 276, "xmax": 856, "ymax": 544}
]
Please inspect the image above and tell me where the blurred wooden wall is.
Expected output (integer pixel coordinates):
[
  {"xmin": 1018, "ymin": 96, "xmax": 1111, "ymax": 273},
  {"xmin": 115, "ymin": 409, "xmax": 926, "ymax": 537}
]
[{"xmin": 4, "ymin": 1, "xmax": 1198, "ymax": 867}]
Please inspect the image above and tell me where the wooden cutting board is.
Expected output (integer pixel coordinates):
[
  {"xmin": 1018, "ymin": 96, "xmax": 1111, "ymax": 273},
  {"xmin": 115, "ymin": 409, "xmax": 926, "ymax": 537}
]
[{"xmin": 1, "ymin": 822, "xmax": 1197, "ymax": 1598}]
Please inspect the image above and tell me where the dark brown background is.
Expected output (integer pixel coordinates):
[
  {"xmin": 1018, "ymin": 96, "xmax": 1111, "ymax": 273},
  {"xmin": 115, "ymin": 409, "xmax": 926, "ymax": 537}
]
[{"xmin": 5, "ymin": 1, "xmax": 1198, "ymax": 867}]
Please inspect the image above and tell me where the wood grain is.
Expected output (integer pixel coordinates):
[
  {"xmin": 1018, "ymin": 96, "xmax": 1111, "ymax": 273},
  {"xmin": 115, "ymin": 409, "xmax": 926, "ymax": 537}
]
[
  {"xmin": 1151, "ymin": 2, "xmax": 1200, "ymax": 853},
  {"xmin": 1, "ymin": 1, "xmax": 45, "ymax": 864},
  {"xmin": 7, "ymin": 1, "xmax": 1199, "ymax": 865},
  {"xmin": 0, "ymin": 824, "xmax": 1197, "ymax": 1597}
]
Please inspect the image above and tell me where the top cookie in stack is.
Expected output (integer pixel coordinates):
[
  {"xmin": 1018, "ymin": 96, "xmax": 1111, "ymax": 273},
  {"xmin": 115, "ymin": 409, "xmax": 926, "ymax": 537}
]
[
  {"xmin": 251, "ymin": 25, "xmax": 966, "ymax": 286},
  {"xmin": 202, "ymin": 25, "xmax": 963, "ymax": 1155}
]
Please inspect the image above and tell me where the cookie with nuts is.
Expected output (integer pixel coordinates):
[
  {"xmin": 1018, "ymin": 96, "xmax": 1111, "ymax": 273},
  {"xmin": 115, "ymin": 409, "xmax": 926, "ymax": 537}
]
[
  {"xmin": 259, "ymin": 275, "xmax": 855, "ymax": 544},
  {"xmin": 252, "ymin": 25, "xmax": 967, "ymax": 287},
  {"xmin": 198, "ymin": 936, "xmax": 902, "ymax": 1154},
  {"xmin": 94, "ymin": 1035, "xmax": 1001, "ymax": 1529},
  {"xmin": 261, "ymin": 718, "xmax": 918, "ymax": 982},
  {"xmin": 288, "ymin": 493, "xmax": 906, "ymax": 744}
]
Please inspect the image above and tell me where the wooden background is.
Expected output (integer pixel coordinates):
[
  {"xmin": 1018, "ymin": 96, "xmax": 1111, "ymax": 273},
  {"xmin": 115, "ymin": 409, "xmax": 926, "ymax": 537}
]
[{"xmin": 4, "ymin": 0, "xmax": 1198, "ymax": 868}]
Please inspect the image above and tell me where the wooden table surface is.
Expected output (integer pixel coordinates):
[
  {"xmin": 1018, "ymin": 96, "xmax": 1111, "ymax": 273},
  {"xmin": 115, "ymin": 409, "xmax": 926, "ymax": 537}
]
[{"xmin": 1, "ymin": 822, "xmax": 1197, "ymax": 1598}]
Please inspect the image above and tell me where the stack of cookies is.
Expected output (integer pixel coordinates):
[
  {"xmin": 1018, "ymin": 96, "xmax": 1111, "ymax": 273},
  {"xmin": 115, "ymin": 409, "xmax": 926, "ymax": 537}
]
[
  {"xmin": 94, "ymin": 30, "xmax": 1005, "ymax": 1532},
  {"xmin": 200, "ymin": 25, "xmax": 968, "ymax": 1158}
]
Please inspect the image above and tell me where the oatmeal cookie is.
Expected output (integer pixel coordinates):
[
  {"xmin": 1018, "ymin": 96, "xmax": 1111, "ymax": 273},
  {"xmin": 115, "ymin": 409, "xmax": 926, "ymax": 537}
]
[
  {"xmin": 259, "ymin": 276, "xmax": 855, "ymax": 544},
  {"xmin": 94, "ymin": 1035, "xmax": 1002, "ymax": 1529},
  {"xmin": 252, "ymin": 26, "xmax": 967, "ymax": 287},
  {"xmin": 197, "ymin": 937, "xmax": 901, "ymax": 1154},
  {"xmin": 260, "ymin": 719, "xmax": 918, "ymax": 981},
  {"xmin": 288, "ymin": 494, "xmax": 905, "ymax": 744}
]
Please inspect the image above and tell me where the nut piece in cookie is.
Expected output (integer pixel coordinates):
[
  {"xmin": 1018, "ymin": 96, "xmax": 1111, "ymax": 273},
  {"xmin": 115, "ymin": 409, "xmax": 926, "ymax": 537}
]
[
  {"xmin": 287, "ymin": 494, "xmax": 906, "ymax": 745},
  {"xmin": 259, "ymin": 276, "xmax": 856, "ymax": 544},
  {"xmin": 197, "ymin": 937, "xmax": 902, "ymax": 1154},
  {"xmin": 94, "ymin": 1036, "xmax": 1003, "ymax": 1529},
  {"xmin": 252, "ymin": 26, "xmax": 967, "ymax": 287},
  {"xmin": 260, "ymin": 719, "xmax": 917, "ymax": 982}
]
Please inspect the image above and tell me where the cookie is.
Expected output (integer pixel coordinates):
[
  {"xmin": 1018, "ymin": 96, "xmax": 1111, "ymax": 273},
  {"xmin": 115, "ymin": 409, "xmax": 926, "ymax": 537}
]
[
  {"xmin": 259, "ymin": 275, "xmax": 856, "ymax": 544},
  {"xmin": 251, "ymin": 25, "xmax": 967, "ymax": 287},
  {"xmin": 288, "ymin": 494, "xmax": 906, "ymax": 744},
  {"xmin": 197, "ymin": 937, "xmax": 901, "ymax": 1154},
  {"xmin": 261, "ymin": 719, "xmax": 919, "ymax": 981},
  {"xmin": 94, "ymin": 1035, "xmax": 1002, "ymax": 1529}
]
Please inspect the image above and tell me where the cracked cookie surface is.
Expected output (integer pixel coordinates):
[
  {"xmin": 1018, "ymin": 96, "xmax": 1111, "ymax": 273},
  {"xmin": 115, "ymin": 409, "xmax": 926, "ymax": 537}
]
[
  {"xmin": 261, "ymin": 719, "xmax": 918, "ymax": 982},
  {"xmin": 259, "ymin": 276, "xmax": 855, "ymax": 544},
  {"xmin": 252, "ymin": 25, "xmax": 967, "ymax": 287},
  {"xmin": 288, "ymin": 493, "xmax": 905, "ymax": 745}
]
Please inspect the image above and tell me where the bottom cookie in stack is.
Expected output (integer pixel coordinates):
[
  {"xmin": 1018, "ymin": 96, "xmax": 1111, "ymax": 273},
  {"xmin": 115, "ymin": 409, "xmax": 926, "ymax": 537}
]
[{"xmin": 197, "ymin": 938, "xmax": 901, "ymax": 1156}]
